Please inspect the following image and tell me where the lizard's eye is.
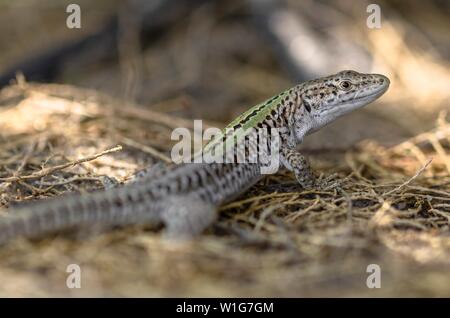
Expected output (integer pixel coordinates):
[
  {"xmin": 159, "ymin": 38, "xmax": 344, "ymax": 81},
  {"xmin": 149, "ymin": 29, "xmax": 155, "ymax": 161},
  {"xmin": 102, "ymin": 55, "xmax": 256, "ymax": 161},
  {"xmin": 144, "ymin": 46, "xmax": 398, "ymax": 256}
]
[{"xmin": 339, "ymin": 80, "xmax": 352, "ymax": 90}]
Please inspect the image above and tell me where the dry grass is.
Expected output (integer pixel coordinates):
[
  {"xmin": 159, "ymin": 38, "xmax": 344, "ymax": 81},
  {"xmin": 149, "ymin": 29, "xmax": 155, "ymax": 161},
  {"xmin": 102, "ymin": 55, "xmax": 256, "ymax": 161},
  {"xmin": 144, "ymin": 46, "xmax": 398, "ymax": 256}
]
[
  {"xmin": 0, "ymin": 0, "xmax": 449, "ymax": 298},
  {"xmin": 0, "ymin": 81, "xmax": 449, "ymax": 297}
]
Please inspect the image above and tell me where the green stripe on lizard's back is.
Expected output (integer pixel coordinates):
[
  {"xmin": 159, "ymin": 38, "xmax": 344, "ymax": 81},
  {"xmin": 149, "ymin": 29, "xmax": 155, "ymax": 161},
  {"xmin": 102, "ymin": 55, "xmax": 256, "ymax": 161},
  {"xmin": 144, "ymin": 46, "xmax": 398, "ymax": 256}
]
[
  {"xmin": 225, "ymin": 90, "xmax": 289, "ymax": 130},
  {"xmin": 202, "ymin": 89, "xmax": 291, "ymax": 155}
]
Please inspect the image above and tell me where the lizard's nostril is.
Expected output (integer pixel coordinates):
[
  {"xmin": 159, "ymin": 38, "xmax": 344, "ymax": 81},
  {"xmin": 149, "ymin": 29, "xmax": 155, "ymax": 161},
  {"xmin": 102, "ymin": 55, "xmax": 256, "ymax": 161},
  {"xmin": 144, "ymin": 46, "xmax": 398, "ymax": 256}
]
[{"xmin": 378, "ymin": 74, "xmax": 390, "ymax": 86}]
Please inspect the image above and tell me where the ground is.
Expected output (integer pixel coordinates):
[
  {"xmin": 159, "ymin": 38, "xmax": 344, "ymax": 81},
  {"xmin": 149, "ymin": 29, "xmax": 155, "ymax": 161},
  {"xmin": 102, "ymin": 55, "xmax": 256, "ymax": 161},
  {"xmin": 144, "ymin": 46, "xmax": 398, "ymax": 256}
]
[{"xmin": 0, "ymin": 82, "xmax": 448, "ymax": 297}]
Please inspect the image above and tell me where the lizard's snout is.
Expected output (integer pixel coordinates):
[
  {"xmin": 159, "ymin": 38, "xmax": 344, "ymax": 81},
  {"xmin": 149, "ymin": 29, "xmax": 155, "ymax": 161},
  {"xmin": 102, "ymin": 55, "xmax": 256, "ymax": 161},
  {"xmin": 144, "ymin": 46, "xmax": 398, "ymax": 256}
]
[
  {"xmin": 374, "ymin": 74, "xmax": 390, "ymax": 87},
  {"xmin": 370, "ymin": 73, "xmax": 390, "ymax": 97}
]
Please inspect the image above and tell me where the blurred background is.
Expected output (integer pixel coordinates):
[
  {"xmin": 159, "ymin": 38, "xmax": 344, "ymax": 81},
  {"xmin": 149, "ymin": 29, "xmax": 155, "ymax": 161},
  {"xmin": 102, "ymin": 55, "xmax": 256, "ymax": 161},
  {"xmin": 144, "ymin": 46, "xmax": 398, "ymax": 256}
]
[
  {"xmin": 0, "ymin": 0, "xmax": 449, "ymax": 297},
  {"xmin": 0, "ymin": 0, "xmax": 449, "ymax": 147}
]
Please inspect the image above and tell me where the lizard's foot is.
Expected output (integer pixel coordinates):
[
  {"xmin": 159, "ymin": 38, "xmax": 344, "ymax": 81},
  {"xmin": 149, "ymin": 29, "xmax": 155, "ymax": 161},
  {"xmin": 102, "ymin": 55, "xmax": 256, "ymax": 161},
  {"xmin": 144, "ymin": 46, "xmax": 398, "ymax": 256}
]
[
  {"xmin": 160, "ymin": 195, "xmax": 217, "ymax": 240},
  {"xmin": 281, "ymin": 147, "xmax": 316, "ymax": 189},
  {"xmin": 292, "ymin": 165, "xmax": 316, "ymax": 189},
  {"xmin": 313, "ymin": 173, "xmax": 341, "ymax": 190},
  {"xmin": 294, "ymin": 170, "xmax": 341, "ymax": 191}
]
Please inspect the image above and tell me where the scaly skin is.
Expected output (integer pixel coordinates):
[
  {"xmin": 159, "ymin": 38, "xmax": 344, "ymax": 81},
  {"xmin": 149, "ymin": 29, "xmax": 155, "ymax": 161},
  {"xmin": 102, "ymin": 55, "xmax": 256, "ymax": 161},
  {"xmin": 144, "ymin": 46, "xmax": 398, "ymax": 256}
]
[{"xmin": 0, "ymin": 70, "xmax": 389, "ymax": 243}]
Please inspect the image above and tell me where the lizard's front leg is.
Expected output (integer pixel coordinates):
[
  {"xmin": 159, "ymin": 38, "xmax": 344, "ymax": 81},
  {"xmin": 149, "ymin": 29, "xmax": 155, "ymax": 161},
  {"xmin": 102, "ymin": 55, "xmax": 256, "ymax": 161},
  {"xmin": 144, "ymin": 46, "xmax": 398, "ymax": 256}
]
[
  {"xmin": 280, "ymin": 147, "xmax": 339, "ymax": 190},
  {"xmin": 280, "ymin": 146, "xmax": 316, "ymax": 189}
]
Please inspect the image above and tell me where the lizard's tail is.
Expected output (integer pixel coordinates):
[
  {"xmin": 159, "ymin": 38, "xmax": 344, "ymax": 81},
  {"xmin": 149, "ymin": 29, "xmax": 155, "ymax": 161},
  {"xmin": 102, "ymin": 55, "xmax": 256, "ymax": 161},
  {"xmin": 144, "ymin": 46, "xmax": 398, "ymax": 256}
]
[{"xmin": 0, "ymin": 187, "xmax": 161, "ymax": 245}]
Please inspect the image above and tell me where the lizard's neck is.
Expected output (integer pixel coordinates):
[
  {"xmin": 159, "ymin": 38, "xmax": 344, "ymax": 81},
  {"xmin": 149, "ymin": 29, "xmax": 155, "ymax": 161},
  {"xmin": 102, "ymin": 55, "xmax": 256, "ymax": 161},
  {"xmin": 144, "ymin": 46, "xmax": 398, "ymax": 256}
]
[{"xmin": 288, "ymin": 86, "xmax": 313, "ymax": 144}]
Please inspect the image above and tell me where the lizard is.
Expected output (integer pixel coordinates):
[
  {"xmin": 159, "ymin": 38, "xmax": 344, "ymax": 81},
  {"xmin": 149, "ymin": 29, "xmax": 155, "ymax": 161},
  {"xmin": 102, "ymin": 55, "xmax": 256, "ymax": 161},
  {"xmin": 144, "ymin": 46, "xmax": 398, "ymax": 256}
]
[{"xmin": 0, "ymin": 70, "xmax": 389, "ymax": 243}]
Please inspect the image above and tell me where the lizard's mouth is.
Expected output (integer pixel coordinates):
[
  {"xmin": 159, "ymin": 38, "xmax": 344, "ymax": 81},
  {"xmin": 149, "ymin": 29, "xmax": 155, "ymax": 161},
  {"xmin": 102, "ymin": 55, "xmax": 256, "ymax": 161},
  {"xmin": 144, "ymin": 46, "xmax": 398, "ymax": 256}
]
[{"xmin": 354, "ymin": 85, "xmax": 389, "ymax": 102}]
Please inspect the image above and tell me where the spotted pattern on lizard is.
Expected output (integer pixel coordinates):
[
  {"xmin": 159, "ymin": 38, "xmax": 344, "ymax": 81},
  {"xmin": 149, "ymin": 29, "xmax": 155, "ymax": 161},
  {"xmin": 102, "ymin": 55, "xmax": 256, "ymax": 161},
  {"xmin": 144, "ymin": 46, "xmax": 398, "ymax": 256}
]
[{"xmin": 0, "ymin": 70, "xmax": 390, "ymax": 243}]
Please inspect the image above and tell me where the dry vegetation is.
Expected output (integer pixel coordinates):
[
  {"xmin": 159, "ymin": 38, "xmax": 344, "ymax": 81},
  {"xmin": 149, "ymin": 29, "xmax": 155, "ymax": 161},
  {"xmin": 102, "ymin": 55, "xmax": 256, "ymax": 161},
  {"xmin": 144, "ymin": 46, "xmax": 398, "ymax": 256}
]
[
  {"xmin": 0, "ymin": 0, "xmax": 449, "ymax": 297},
  {"xmin": 0, "ymin": 80, "xmax": 448, "ymax": 297}
]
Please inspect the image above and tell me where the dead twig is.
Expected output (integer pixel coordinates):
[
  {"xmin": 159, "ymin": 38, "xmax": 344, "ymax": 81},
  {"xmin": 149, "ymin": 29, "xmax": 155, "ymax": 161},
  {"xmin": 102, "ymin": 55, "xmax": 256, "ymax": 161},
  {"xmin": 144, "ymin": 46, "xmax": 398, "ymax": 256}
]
[
  {"xmin": 119, "ymin": 136, "xmax": 172, "ymax": 163},
  {"xmin": 0, "ymin": 146, "xmax": 122, "ymax": 183},
  {"xmin": 383, "ymin": 158, "xmax": 433, "ymax": 196}
]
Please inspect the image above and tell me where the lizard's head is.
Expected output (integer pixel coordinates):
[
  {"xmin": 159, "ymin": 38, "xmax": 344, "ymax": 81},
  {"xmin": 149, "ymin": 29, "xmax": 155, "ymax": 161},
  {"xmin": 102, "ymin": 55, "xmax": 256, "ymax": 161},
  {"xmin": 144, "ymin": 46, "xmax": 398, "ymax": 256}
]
[{"xmin": 297, "ymin": 70, "xmax": 390, "ymax": 136}]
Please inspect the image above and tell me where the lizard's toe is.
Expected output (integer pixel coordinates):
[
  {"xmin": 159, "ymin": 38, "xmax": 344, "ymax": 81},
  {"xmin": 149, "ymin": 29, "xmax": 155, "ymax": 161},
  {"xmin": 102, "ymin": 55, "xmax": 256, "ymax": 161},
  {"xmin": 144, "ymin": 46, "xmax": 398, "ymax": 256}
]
[{"xmin": 314, "ymin": 173, "xmax": 341, "ymax": 190}]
